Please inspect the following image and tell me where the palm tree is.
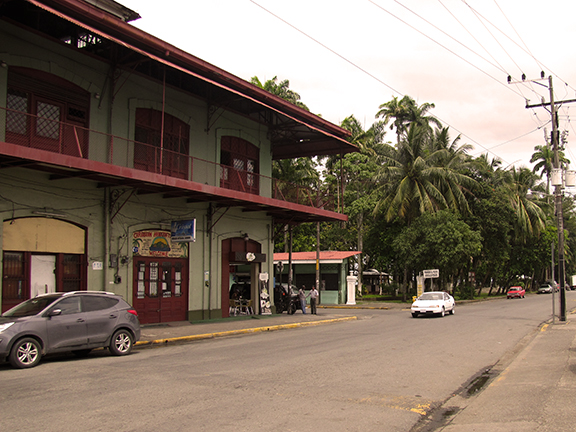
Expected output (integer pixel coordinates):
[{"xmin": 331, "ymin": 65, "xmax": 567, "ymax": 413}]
[
  {"xmin": 374, "ymin": 124, "xmax": 476, "ymax": 223},
  {"xmin": 376, "ymin": 96, "xmax": 413, "ymax": 145},
  {"xmin": 373, "ymin": 124, "xmax": 477, "ymax": 300},
  {"xmin": 497, "ymin": 167, "xmax": 546, "ymax": 242},
  {"xmin": 250, "ymin": 76, "xmax": 309, "ymax": 111},
  {"xmin": 408, "ymin": 100, "xmax": 442, "ymax": 131},
  {"xmin": 376, "ymin": 96, "xmax": 440, "ymax": 144},
  {"xmin": 468, "ymin": 153, "xmax": 502, "ymax": 182},
  {"xmin": 530, "ymin": 142, "xmax": 569, "ymax": 196}
]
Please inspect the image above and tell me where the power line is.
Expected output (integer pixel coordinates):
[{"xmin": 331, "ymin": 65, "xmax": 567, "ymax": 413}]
[
  {"xmin": 492, "ymin": 0, "xmax": 542, "ymax": 73},
  {"xmin": 247, "ymin": 0, "xmax": 523, "ymax": 164},
  {"xmin": 438, "ymin": 0, "xmax": 507, "ymax": 74},
  {"xmin": 461, "ymin": 0, "xmax": 576, "ymax": 95},
  {"xmin": 248, "ymin": 0, "xmax": 569, "ymax": 166},
  {"xmin": 368, "ymin": 0, "xmax": 525, "ymax": 99},
  {"xmin": 248, "ymin": 0, "xmax": 403, "ymax": 97}
]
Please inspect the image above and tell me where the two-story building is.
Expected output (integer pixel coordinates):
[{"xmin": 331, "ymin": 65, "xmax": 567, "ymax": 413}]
[{"xmin": 0, "ymin": 0, "xmax": 356, "ymax": 323}]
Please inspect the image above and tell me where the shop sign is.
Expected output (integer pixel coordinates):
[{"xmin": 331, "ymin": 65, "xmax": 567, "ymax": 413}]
[
  {"xmin": 132, "ymin": 230, "xmax": 188, "ymax": 258},
  {"xmin": 171, "ymin": 219, "xmax": 196, "ymax": 242}
]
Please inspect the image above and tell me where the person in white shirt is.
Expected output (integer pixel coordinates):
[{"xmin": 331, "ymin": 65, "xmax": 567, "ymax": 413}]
[{"xmin": 308, "ymin": 286, "xmax": 319, "ymax": 314}]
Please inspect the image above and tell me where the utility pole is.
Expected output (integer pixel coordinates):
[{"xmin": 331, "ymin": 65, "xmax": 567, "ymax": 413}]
[
  {"xmin": 523, "ymin": 74, "xmax": 575, "ymax": 322},
  {"xmin": 549, "ymin": 77, "xmax": 567, "ymax": 322}
]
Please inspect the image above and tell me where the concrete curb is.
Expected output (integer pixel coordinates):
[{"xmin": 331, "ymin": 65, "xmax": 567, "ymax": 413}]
[{"xmin": 135, "ymin": 316, "xmax": 358, "ymax": 349}]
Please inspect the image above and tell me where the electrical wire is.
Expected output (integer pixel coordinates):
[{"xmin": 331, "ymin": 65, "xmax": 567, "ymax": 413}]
[
  {"xmin": 247, "ymin": 0, "xmax": 518, "ymax": 164},
  {"xmin": 248, "ymin": 0, "xmax": 403, "ymax": 98},
  {"xmin": 248, "ymin": 0, "xmax": 572, "ymax": 167},
  {"xmin": 492, "ymin": 0, "xmax": 542, "ymax": 73},
  {"xmin": 368, "ymin": 0, "xmax": 524, "ymax": 99},
  {"xmin": 461, "ymin": 0, "xmax": 576, "ymax": 95},
  {"xmin": 437, "ymin": 0, "xmax": 507, "ymax": 74}
]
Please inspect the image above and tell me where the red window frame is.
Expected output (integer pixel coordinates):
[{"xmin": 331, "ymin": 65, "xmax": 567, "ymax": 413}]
[
  {"xmin": 134, "ymin": 108, "xmax": 190, "ymax": 179},
  {"xmin": 5, "ymin": 67, "xmax": 89, "ymax": 158},
  {"xmin": 220, "ymin": 136, "xmax": 259, "ymax": 194}
]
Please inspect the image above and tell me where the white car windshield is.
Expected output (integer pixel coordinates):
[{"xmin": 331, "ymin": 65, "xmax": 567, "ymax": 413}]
[{"xmin": 419, "ymin": 293, "xmax": 443, "ymax": 300}]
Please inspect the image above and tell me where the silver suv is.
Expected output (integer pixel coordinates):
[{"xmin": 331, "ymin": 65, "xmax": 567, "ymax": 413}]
[{"xmin": 0, "ymin": 291, "xmax": 140, "ymax": 369}]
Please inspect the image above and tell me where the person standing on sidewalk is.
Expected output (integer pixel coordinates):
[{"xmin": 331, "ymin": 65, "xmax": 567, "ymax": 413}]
[
  {"xmin": 309, "ymin": 285, "xmax": 319, "ymax": 314},
  {"xmin": 298, "ymin": 285, "xmax": 307, "ymax": 314}
]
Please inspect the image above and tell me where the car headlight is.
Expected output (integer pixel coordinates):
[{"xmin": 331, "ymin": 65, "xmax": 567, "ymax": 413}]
[{"xmin": 0, "ymin": 322, "xmax": 15, "ymax": 333}]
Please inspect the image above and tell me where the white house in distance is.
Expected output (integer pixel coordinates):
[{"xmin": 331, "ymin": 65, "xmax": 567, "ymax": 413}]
[{"xmin": 0, "ymin": 0, "xmax": 357, "ymax": 323}]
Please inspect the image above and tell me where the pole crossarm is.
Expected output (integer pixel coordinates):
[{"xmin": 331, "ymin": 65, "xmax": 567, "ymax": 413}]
[{"xmin": 526, "ymin": 98, "xmax": 576, "ymax": 109}]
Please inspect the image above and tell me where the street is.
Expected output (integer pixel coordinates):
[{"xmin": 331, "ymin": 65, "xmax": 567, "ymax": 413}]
[{"xmin": 1, "ymin": 292, "xmax": 574, "ymax": 432}]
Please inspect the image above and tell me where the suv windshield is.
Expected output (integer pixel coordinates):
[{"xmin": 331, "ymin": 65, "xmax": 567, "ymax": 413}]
[{"xmin": 3, "ymin": 295, "xmax": 62, "ymax": 317}]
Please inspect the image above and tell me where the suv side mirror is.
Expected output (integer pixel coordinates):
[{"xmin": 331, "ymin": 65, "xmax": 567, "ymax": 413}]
[{"xmin": 47, "ymin": 309, "xmax": 62, "ymax": 317}]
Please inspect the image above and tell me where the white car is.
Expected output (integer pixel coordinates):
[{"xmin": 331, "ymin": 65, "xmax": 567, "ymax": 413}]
[{"xmin": 411, "ymin": 291, "xmax": 455, "ymax": 318}]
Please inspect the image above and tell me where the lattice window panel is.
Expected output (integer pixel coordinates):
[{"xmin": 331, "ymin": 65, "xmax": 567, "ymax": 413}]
[{"xmin": 36, "ymin": 102, "xmax": 60, "ymax": 139}]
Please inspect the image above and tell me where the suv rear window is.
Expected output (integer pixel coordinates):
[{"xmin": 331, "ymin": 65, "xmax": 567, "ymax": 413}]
[{"xmin": 82, "ymin": 296, "xmax": 119, "ymax": 312}]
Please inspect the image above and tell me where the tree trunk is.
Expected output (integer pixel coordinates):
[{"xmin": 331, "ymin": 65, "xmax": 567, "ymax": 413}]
[
  {"xmin": 402, "ymin": 267, "xmax": 408, "ymax": 302},
  {"xmin": 357, "ymin": 204, "xmax": 364, "ymax": 296}
]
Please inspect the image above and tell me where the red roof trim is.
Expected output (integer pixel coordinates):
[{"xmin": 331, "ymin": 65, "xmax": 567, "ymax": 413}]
[
  {"xmin": 274, "ymin": 251, "xmax": 361, "ymax": 261},
  {"xmin": 27, "ymin": 0, "xmax": 354, "ymax": 147}
]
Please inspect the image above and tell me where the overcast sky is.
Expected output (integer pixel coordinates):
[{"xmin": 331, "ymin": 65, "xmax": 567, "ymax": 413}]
[{"xmin": 120, "ymin": 0, "xmax": 576, "ymax": 171}]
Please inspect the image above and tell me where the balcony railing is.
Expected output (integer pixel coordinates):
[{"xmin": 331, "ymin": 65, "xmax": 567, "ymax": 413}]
[{"xmin": 0, "ymin": 106, "xmax": 336, "ymax": 211}]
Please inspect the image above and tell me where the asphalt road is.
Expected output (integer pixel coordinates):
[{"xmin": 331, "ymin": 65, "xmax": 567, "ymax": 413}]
[{"xmin": 1, "ymin": 292, "xmax": 573, "ymax": 432}]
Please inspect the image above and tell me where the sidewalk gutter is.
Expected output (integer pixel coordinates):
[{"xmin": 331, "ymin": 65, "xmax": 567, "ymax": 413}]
[{"xmin": 135, "ymin": 316, "xmax": 357, "ymax": 348}]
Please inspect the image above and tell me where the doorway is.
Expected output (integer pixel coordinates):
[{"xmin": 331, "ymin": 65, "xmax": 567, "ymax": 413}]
[
  {"xmin": 221, "ymin": 237, "xmax": 265, "ymax": 317},
  {"xmin": 132, "ymin": 257, "xmax": 189, "ymax": 324},
  {"xmin": 31, "ymin": 255, "xmax": 56, "ymax": 297}
]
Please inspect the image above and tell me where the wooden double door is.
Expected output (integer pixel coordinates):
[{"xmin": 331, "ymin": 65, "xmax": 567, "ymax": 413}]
[{"xmin": 132, "ymin": 257, "xmax": 188, "ymax": 324}]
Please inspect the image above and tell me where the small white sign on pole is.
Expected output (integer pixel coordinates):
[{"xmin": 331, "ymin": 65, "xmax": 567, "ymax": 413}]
[{"xmin": 423, "ymin": 269, "xmax": 439, "ymax": 278}]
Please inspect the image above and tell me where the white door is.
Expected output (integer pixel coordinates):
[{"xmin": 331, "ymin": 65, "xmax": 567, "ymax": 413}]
[{"xmin": 31, "ymin": 255, "xmax": 56, "ymax": 297}]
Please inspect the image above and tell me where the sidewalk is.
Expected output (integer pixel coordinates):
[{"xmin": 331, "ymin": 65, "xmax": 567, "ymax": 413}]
[
  {"xmin": 136, "ymin": 310, "xmax": 358, "ymax": 347},
  {"xmin": 430, "ymin": 308, "xmax": 576, "ymax": 432},
  {"xmin": 136, "ymin": 301, "xmax": 404, "ymax": 347}
]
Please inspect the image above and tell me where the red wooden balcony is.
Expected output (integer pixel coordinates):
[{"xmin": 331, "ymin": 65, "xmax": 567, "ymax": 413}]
[{"xmin": 1, "ymin": 106, "xmax": 336, "ymax": 212}]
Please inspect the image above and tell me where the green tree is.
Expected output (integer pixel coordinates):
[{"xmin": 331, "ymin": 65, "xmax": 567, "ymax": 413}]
[
  {"xmin": 497, "ymin": 167, "xmax": 546, "ymax": 242},
  {"xmin": 250, "ymin": 76, "xmax": 309, "ymax": 111},
  {"xmin": 393, "ymin": 210, "xmax": 482, "ymax": 294},
  {"xmin": 374, "ymin": 124, "xmax": 476, "ymax": 223},
  {"xmin": 530, "ymin": 142, "xmax": 569, "ymax": 198},
  {"xmin": 376, "ymin": 96, "xmax": 440, "ymax": 144},
  {"xmin": 373, "ymin": 122, "xmax": 477, "ymax": 300}
]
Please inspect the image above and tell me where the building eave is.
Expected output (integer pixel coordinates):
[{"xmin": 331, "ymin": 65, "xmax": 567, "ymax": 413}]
[{"xmin": 21, "ymin": 0, "xmax": 357, "ymax": 159}]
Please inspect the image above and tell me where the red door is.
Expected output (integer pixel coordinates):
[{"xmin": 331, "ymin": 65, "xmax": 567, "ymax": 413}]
[{"xmin": 133, "ymin": 258, "xmax": 188, "ymax": 324}]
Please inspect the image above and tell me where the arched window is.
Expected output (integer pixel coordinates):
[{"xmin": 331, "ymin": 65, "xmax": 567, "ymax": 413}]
[
  {"xmin": 220, "ymin": 136, "xmax": 259, "ymax": 194},
  {"xmin": 134, "ymin": 108, "xmax": 190, "ymax": 179},
  {"xmin": 5, "ymin": 67, "xmax": 90, "ymax": 157}
]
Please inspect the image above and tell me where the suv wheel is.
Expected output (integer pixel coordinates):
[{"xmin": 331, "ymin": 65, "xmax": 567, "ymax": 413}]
[
  {"xmin": 110, "ymin": 329, "xmax": 134, "ymax": 356},
  {"xmin": 10, "ymin": 338, "xmax": 42, "ymax": 369}
]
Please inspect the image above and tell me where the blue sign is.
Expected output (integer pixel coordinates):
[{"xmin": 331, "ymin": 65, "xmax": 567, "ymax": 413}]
[{"xmin": 171, "ymin": 219, "xmax": 196, "ymax": 242}]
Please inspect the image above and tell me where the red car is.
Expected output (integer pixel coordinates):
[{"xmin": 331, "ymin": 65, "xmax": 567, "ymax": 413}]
[{"xmin": 507, "ymin": 286, "xmax": 526, "ymax": 299}]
